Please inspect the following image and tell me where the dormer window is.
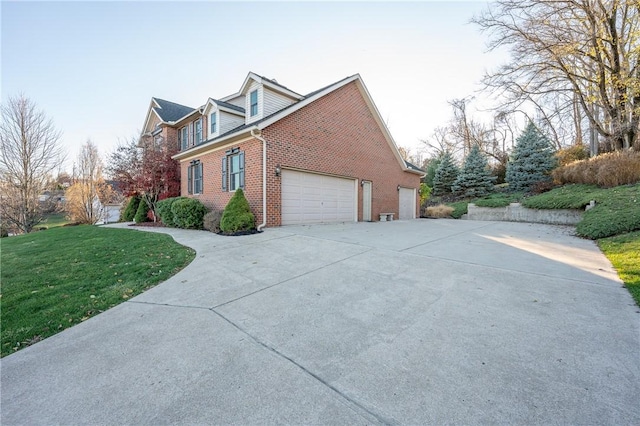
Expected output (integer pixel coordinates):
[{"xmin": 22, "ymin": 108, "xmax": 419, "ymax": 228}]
[
  {"xmin": 194, "ymin": 119, "xmax": 203, "ymax": 144},
  {"xmin": 250, "ymin": 90, "xmax": 258, "ymax": 117},
  {"xmin": 210, "ymin": 112, "xmax": 217, "ymax": 134}
]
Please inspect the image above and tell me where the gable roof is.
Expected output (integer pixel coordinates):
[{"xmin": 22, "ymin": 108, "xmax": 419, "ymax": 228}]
[
  {"xmin": 221, "ymin": 72, "xmax": 304, "ymax": 102},
  {"xmin": 173, "ymin": 73, "xmax": 424, "ymax": 176},
  {"xmin": 152, "ymin": 98, "xmax": 195, "ymax": 122},
  {"xmin": 404, "ymin": 160, "xmax": 425, "ymax": 173}
]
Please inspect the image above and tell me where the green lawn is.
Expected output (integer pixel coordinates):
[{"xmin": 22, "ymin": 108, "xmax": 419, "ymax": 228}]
[
  {"xmin": 40, "ymin": 212, "xmax": 72, "ymax": 229},
  {"xmin": 598, "ymin": 231, "xmax": 640, "ymax": 306},
  {"xmin": 0, "ymin": 226, "xmax": 195, "ymax": 357}
]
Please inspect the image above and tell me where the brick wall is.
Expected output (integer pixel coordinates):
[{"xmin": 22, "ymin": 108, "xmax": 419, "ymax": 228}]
[
  {"xmin": 262, "ymin": 81, "xmax": 421, "ymax": 226},
  {"xmin": 180, "ymin": 138, "xmax": 264, "ymax": 220},
  {"xmin": 179, "ymin": 80, "xmax": 421, "ymax": 227}
]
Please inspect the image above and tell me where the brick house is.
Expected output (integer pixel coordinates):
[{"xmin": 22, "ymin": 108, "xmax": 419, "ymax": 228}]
[{"xmin": 140, "ymin": 72, "xmax": 424, "ymax": 228}]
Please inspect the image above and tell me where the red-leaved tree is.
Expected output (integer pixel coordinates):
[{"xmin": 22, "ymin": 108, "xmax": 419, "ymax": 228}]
[{"xmin": 107, "ymin": 134, "xmax": 180, "ymax": 221}]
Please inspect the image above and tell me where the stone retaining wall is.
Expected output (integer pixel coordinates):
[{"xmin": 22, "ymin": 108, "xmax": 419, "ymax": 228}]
[{"xmin": 466, "ymin": 203, "xmax": 584, "ymax": 225}]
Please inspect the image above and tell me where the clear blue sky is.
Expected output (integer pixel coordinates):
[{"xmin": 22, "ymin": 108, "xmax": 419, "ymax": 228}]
[{"xmin": 2, "ymin": 1, "xmax": 505, "ymax": 172}]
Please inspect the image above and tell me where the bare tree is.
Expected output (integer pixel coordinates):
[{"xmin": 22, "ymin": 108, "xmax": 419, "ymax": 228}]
[
  {"xmin": 66, "ymin": 140, "xmax": 113, "ymax": 224},
  {"xmin": 0, "ymin": 95, "xmax": 65, "ymax": 234},
  {"xmin": 473, "ymin": 0, "xmax": 640, "ymax": 151}
]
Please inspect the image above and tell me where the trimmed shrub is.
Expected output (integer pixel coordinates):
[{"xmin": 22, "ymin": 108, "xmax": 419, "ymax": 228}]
[
  {"xmin": 134, "ymin": 199, "xmax": 150, "ymax": 223},
  {"xmin": 553, "ymin": 151, "xmax": 640, "ymax": 187},
  {"xmin": 203, "ymin": 209, "xmax": 224, "ymax": 233},
  {"xmin": 171, "ymin": 198, "xmax": 208, "ymax": 229},
  {"xmin": 451, "ymin": 145, "xmax": 496, "ymax": 197},
  {"xmin": 425, "ymin": 204, "xmax": 454, "ymax": 218},
  {"xmin": 506, "ymin": 122, "xmax": 557, "ymax": 192},
  {"xmin": 220, "ymin": 189, "xmax": 256, "ymax": 233},
  {"xmin": 156, "ymin": 197, "xmax": 187, "ymax": 227},
  {"xmin": 121, "ymin": 196, "xmax": 140, "ymax": 222},
  {"xmin": 432, "ymin": 152, "xmax": 458, "ymax": 196}
]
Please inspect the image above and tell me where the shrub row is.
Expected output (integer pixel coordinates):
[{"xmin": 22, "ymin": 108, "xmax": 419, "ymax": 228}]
[
  {"xmin": 156, "ymin": 190, "xmax": 256, "ymax": 234},
  {"xmin": 156, "ymin": 197, "xmax": 208, "ymax": 229},
  {"xmin": 553, "ymin": 150, "xmax": 640, "ymax": 187}
]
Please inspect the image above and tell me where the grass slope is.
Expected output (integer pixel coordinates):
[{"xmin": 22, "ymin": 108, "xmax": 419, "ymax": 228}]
[
  {"xmin": 598, "ymin": 231, "xmax": 640, "ymax": 306},
  {"xmin": 1, "ymin": 226, "xmax": 195, "ymax": 357},
  {"xmin": 524, "ymin": 184, "xmax": 640, "ymax": 239}
]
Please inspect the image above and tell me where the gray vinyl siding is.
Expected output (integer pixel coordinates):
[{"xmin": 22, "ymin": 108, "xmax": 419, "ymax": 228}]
[
  {"xmin": 220, "ymin": 111, "xmax": 245, "ymax": 134},
  {"xmin": 263, "ymin": 87, "xmax": 296, "ymax": 117}
]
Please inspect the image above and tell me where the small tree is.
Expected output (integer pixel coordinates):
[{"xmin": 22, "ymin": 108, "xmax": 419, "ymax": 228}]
[
  {"xmin": 220, "ymin": 189, "xmax": 256, "ymax": 233},
  {"xmin": 65, "ymin": 140, "xmax": 114, "ymax": 224},
  {"xmin": 452, "ymin": 145, "xmax": 496, "ymax": 197},
  {"xmin": 0, "ymin": 95, "xmax": 65, "ymax": 233},
  {"xmin": 506, "ymin": 123, "xmax": 557, "ymax": 192},
  {"xmin": 432, "ymin": 152, "xmax": 458, "ymax": 196}
]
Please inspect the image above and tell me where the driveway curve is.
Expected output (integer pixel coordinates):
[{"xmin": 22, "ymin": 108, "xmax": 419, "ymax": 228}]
[{"xmin": 2, "ymin": 219, "xmax": 639, "ymax": 425}]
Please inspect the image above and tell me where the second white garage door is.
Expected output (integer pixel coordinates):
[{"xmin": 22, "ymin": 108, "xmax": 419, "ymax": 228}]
[{"xmin": 281, "ymin": 170, "xmax": 356, "ymax": 225}]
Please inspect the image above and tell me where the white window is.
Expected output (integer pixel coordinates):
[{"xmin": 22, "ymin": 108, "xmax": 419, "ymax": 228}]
[
  {"xmin": 250, "ymin": 90, "xmax": 258, "ymax": 117},
  {"xmin": 222, "ymin": 149, "xmax": 244, "ymax": 191},
  {"xmin": 210, "ymin": 112, "xmax": 217, "ymax": 135},
  {"xmin": 188, "ymin": 160, "xmax": 203, "ymax": 194},
  {"xmin": 194, "ymin": 119, "xmax": 203, "ymax": 144},
  {"xmin": 180, "ymin": 126, "xmax": 188, "ymax": 150}
]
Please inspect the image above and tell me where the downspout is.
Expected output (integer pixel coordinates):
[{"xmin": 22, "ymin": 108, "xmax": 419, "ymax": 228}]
[{"xmin": 250, "ymin": 128, "xmax": 267, "ymax": 231}]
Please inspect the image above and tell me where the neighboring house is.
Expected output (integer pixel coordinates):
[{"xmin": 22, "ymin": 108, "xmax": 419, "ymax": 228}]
[{"xmin": 140, "ymin": 72, "xmax": 424, "ymax": 227}]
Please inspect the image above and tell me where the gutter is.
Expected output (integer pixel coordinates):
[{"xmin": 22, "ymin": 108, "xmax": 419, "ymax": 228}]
[{"xmin": 250, "ymin": 128, "xmax": 267, "ymax": 231}]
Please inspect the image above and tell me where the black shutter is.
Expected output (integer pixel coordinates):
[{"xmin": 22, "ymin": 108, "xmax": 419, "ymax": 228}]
[
  {"xmin": 239, "ymin": 151, "xmax": 245, "ymax": 189},
  {"xmin": 221, "ymin": 157, "xmax": 227, "ymax": 191},
  {"xmin": 198, "ymin": 162, "xmax": 204, "ymax": 193},
  {"xmin": 187, "ymin": 165, "xmax": 193, "ymax": 194}
]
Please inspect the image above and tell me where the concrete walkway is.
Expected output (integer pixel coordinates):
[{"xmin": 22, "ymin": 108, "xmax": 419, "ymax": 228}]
[{"xmin": 2, "ymin": 220, "xmax": 639, "ymax": 425}]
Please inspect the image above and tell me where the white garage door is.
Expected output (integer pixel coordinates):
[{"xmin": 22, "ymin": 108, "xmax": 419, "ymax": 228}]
[
  {"xmin": 398, "ymin": 187, "xmax": 416, "ymax": 220},
  {"xmin": 281, "ymin": 170, "xmax": 356, "ymax": 225}
]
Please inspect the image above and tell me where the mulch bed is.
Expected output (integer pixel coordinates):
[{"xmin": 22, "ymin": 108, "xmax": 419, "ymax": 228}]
[{"xmin": 129, "ymin": 222, "xmax": 262, "ymax": 236}]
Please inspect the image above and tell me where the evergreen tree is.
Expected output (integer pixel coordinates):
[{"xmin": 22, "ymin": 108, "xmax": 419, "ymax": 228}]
[
  {"xmin": 452, "ymin": 145, "xmax": 496, "ymax": 197},
  {"xmin": 506, "ymin": 123, "xmax": 557, "ymax": 192},
  {"xmin": 432, "ymin": 152, "xmax": 459, "ymax": 196},
  {"xmin": 423, "ymin": 155, "xmax": 442, "ymax": 187}
]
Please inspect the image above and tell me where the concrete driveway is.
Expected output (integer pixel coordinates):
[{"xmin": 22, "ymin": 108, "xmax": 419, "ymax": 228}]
[{"xmin": 2, "ymin": 219, "xmax": 639, "ymax": 425}]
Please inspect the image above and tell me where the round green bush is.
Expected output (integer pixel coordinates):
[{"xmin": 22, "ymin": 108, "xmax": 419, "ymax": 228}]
[
  {"xmin": 156, "ymin": 197, "xmax": 187, "ymax": 227},
  {"xmin": 134, "ymin": 199, "xmax": 150, "ymax": 223},
  {"xmin": 121, "ymin": 196, "xmax": 140, "ymax": 222},
  {"xmin": 220, "ymin": 189, "xmax": 256, "ymax": 233},
  {"xmin": 171, "ymin": 198, "xmax": 208, "ymax": 229}
]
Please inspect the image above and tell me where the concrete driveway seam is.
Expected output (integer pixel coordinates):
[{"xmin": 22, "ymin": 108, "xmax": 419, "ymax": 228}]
[
  {"xmin": 400, "ymin": 249, "xmax": 622, "ymax": 289},
  {"xmin": 398, "ymin": 221, "xmax": 495, "ymax": 252},
  {"xmin": 211, "ymin": 248, "xmax": 374, "ymax": 310},
  {"xmin": 209, "ymin": 307, "xmax": 395, "ymax": 426}
]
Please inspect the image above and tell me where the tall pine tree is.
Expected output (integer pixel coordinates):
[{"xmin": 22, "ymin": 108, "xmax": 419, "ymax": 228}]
[
  {"xmin": 432, "ymin": 152, "xmax": 459, "ymax": 196},
  {"xmin": 452, "ymin": 145, "xmax": 495, "ymax": 197},
  {"xmin": 506, "ymin": 123, "xmax": 557, "ymax": 192}
]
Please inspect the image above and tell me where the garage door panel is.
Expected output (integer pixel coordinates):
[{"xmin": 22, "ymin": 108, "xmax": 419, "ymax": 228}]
[{"xmin": 282, "ymin": 170, "xmax": 356, "ymax": 225}]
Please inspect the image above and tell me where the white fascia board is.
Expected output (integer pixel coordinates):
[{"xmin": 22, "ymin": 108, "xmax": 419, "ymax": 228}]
[
  {"xmin": 172, "ymin": 126, "xmax": 258, "ymax": 161},
  {"xmin": 218, "ymin": 105, "xmax": 245, "ymax": 117},
  {"xmin": 142, "ymin": 98, "xmax": 165, "ymax": 134},
  {"xmin": 222, "ymin": 71, "xmax": 303, "ymax": 101},
  {"xmin": 261, "ymin": 79, "xmax": 304, "ymax": 100},
  {"xmin": 203, "ymin": 98, "xmax": 244, "ymax": 118},
  {"xmin": 256, "ymin": 75, "xmax": 360, "ymax": 130}
]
